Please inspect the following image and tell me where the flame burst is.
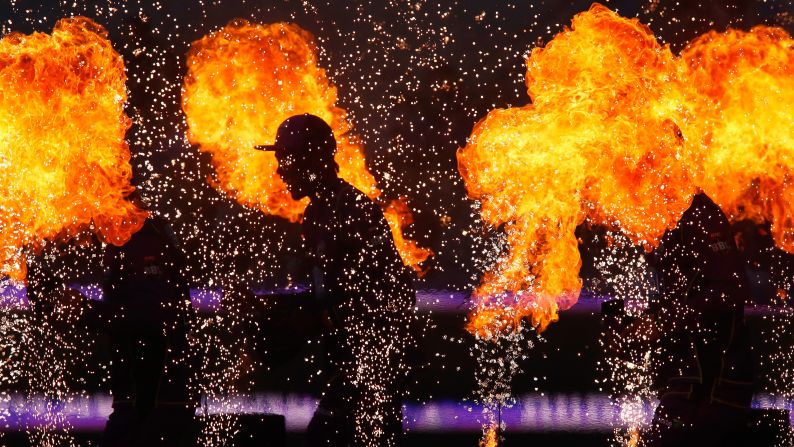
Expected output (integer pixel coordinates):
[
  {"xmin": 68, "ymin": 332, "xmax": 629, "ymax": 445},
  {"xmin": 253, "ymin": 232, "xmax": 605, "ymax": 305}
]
[
  {"xmin": 0, "ymin": 17, "xmax": 146, "ymax": 280},
  {"xmin": 182, "ymin": 20, "xmax": 377, "ymax": 221},
  {"xmin": 459, "ymin": 3, "xmax": 794, "ymax": 337},
  {"xmin": 459, "ymin": 4, "xmax": 697, "ymax": 335},
  {"xmin": 182, "ymin": 20, "xmax": 431, "ymax": 270},
  {"xmin": 682, "ymin": 26, "xmax": 794, "ymax": 251}
]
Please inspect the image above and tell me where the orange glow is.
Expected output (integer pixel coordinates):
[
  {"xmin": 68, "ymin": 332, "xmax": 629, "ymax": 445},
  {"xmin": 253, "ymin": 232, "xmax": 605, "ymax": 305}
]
[
  {"xmin": 627, "ymin": 427, "xmax": 641, "ymax": 447},
  {"xmin": 183, "ymin": 20, "xmax": 430, "ymax": 270},
  {"xmin": 460, "ymin": 3, "xmax": 794, "ymax": 338},
  {"xmin": 459, "ymin": 4, "xmax": 698, "ymax": 337},
  {"xmin": 0, "ymin": 17, "xmax": 146, "ymax": 280},
  {"xmin": 182, "ymin": 20, "xmax": 378, "ymax": 222},
  {"xmin": 383, "ymin": 198, "xmax": 433, "ymax": 274},
  {"xmin": 682, "ymin": 26, "xmax": 794, "ymax": 251},
  {"xmin": 480, "ymin": 423, "xmax": 498, "ymax": 447}
]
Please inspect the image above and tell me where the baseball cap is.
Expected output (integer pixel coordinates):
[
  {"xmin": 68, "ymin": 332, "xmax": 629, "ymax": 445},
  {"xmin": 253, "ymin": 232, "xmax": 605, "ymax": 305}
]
[{"xmin": 255, "ymin": 114, "xmax": 337, "ymax": 160}]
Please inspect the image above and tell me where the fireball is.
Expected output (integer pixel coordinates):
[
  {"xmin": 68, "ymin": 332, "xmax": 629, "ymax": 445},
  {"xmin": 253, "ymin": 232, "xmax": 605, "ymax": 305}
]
[
  {"xmin": 183, "ymin": 20, "xmax": 431, "ymax": 270},
  {"xmin": 682, "ymin": 26, "xmax": 794, "ymax": 251},
  {"xmin": 0, "ymin": 17, "xmax": 146, "ymax": 280},
  {"xmin": 182, "ymin": 20, "xmax": 378, "ymax": 221},
  {"xmin": 461, "ymin": 3, "xmax": 794, "ymax": 337},
  {"xmin": 459, "ymin": 4, "xmax": 698, "ymax": 336}
]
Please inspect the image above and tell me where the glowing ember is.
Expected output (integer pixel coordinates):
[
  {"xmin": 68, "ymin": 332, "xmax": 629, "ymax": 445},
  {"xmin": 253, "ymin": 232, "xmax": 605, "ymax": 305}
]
[
  {"xmin": 627, "ymin": 427, "xmax": 641, "ymax": 447},
  {"xmin": 0, "ymin": 17, "xmax": 146, "ymax": 280},
  {"xmin": 182, "ymin": 20, "xmax": 430, "ymax": 269},
  {"xmin": 480, "ymin": 423, "xmax": 498, "ymax": 447},
  {"xmin": 459, "ymin": 3, "xmax": 794, "ymax": 337}
]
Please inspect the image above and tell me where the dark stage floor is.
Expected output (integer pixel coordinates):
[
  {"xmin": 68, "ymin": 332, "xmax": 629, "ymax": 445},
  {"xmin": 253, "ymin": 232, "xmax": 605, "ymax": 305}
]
[{"xmin": 1, "ymin": 289, "xmax": 792, "ymax": 445}]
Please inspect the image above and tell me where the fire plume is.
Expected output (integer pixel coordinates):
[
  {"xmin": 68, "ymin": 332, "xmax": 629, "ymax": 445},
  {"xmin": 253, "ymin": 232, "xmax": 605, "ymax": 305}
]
[
  {"xmin": 459, "ymin": 4, "xmax": 697, "ymax": 336},
  {"xmin": 0, "ymin": 17, "xmax": 146, "ymax": 280},
  {"xmin": 682, "ymin": 26, "xmax": 794, "ymax": 251},
  {"xmin": 182, "ymin": 20, "xmax": 377, "ymax": 221},
  {"xmin": 459, "ymin": 3, "xmax": 794, "ymax": 337},
  {"xmin": 182, "ymin": 20, "xmax": 431, "ymax": 270}
]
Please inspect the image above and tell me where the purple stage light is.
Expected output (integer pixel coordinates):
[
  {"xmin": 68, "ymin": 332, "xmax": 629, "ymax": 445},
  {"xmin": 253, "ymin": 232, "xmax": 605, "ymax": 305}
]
[{"xmin": 1, "ymin": 393, "xmax": 791, "ymax": 433}]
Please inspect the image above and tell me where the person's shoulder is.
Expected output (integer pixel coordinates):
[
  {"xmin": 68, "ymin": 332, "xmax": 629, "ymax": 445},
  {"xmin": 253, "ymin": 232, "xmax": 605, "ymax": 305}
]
[
  {"xmin": 334, "ymin": 182, "xmax": 386, "ymax": 232},
  {"xmin": 337, "ymin": 182, "xmax": 379, "ymax": 213}
]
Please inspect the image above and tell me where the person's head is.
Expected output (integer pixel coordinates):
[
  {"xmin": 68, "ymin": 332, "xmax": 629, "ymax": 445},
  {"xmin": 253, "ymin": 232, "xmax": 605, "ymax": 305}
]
[{"xmin": 256, "ymin": 114, "xmax": 339, "ymax": 199}]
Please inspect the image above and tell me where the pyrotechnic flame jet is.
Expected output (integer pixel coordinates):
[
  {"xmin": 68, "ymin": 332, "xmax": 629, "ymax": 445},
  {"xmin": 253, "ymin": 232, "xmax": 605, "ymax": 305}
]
[
  {"xmin": 459, "ymin": 3, "xmax": 794, "ymax": 339},
  {"xmin": 0, "ymin": 17, "xmax": 147, "ymax": 281},
  {"xmin": 182, "ymin": 20, "xmax": 431, "ymax": 272}
]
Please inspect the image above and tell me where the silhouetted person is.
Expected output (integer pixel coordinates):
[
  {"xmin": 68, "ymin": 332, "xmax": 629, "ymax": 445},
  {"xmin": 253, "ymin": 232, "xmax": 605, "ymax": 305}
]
[
  {"xmin": 646, "ymin": 192, "xmax": 753, "ymax": 447},
  {"xmin": 257, "ymin": 114, "xmax": 416, "ymax": 447},
  {"xmin": 99, "ymin": 197, "xmax": 196, "ymax": 447}
]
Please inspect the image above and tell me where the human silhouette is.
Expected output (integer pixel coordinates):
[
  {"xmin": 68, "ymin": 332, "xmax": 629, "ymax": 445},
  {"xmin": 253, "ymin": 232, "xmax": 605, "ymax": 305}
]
[
  {"xmin": 257, "ymin": 114, "xmax": 416, "ymax": 447},
  {"xmin": 99, "ymin": 196, "xmax": 197, "ymax": 447},
  {"xmin": 646, "ymin": 192, "xmax": 753, "ymax": 447}
]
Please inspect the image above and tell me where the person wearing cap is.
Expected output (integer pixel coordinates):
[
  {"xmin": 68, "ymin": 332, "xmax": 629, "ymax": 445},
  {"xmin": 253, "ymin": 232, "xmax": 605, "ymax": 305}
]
[{"xmin": 258, "ymin": 114, "xmax": 416, "ymax": 447}]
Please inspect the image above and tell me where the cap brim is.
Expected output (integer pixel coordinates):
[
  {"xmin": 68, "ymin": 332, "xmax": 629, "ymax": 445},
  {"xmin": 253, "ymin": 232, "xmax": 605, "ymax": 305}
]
[{"xmin": 254, "ymin": 144, "xmax": 279, "ymax": 151}]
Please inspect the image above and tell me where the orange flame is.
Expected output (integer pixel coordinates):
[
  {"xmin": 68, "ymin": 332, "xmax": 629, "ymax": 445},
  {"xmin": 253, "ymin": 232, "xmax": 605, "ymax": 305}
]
[
  {"xmin": 459, "ymin": 4, "xmax": 698, "ymax": 336},
  {"xmin": 460, "ymin": 3, "xmax": 794, "ymax": 338},
  {"xmin": 182, "ymin": 20, "xmax": 430, "ymax": 270},
  {"xmin": 627, "ymin": 427, "xmax": 641, "ymax": 447},
  {"xmin": 0, "ymin": 17, "xmax": 146, "ymax": 280},
  {"xmin": 182, "ymin": 20, "xmax": 377, "ymax": 221},
  {"xmin": 682, "ymin": 26, "xmax": 794, "ymax": 251},
  {"xmin": 383, "ymin": 198, "xmax": 433, "ymax": 275},
  {"xmin": 480, "ymin": 423, "xmax": 499, "ymax": 447}
]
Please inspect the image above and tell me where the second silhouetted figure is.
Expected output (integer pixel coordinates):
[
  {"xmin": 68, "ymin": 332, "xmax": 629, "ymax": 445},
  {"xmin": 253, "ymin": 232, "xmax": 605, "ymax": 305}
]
[{"xmin": 257, "ymin": 114, "xmax": 416, "ymax": 447}]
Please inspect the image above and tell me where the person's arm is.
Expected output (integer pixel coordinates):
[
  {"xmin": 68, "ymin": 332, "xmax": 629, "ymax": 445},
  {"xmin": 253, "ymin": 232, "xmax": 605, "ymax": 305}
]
[
  {"xmin": 346, "ymin": 196, "xmax": 415, "ymax": 312},
  {"xmin": 156, "ymin": 218, "xmax": 195, "ymax": 330},
  {"xmin": 653, "ymin": 219, "xmax": 698, "ymax": 333},
  {"xmin": 171, "ymin": 245, "xmax": 191, "ymax": 306},
  {"xmin": 84, "ymin": 243, "xmax": 123, "ymax": 330},
  {"xmin": 26, "ymin": 246, "xmax": 72, "ymax": 316},
  {"xmin": 617, "ymin": 225, "xmax": 695, "ymax": 345}
]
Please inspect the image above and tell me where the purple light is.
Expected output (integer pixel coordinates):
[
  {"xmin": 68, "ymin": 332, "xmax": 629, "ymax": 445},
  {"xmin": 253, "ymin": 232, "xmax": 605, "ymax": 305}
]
[{"xmin": 1, "ymin": 393, "xmax": 791, "ymax": 433}]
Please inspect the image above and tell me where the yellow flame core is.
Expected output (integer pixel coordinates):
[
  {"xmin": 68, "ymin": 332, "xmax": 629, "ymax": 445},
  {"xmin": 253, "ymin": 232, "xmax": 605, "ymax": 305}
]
[
  {"xmin": 479, "ymin": 423, "xmax": 499, "ymax": 447},
  {"xmin": 182, "ymin": 20, "xmax": 432, "ymax": 271},
  {"xmin": 459, "ymin": 3, "xmax": 794, "ymax": 338},
  {"xmin": 0, "ymin": 17, "xmax": 146, "ymax": 280},
  {"xmin": 683, "ymin": 26, "xmax": 794, "ymax": 250},
  {"xmin": 182, "ymin": 20, "xmax": 379, "ymax": 221}
]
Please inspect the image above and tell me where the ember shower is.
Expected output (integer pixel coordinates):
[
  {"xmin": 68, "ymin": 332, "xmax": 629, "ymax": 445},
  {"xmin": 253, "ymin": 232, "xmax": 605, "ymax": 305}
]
[{"xmin": 0, "ymin": 1, "xmax": 793, "ymax": 447}]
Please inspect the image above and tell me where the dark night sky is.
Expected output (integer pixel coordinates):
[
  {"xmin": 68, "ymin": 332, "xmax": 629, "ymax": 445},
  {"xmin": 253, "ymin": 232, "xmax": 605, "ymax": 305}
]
[{"xmin": 1, "ymin": 0, "xmax": 792, "ymax": 290}]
